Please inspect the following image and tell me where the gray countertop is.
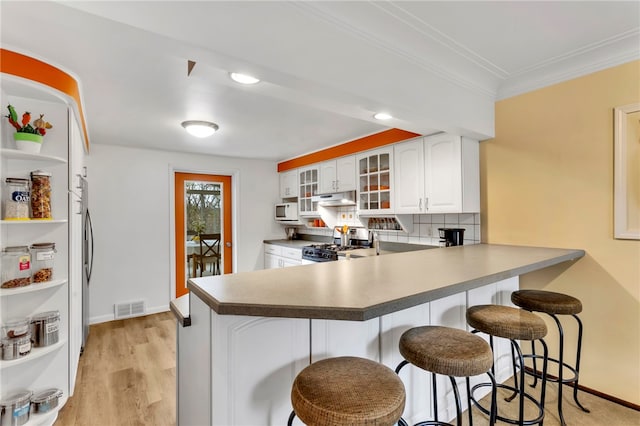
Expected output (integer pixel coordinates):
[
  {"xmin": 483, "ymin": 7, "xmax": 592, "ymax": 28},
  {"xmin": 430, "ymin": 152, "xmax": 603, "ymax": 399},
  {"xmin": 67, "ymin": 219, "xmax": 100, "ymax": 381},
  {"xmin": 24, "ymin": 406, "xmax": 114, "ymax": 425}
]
[
  {"xmin": 187, "ymin": 244, "xmax": 584, "ymax": 321},
  {"xmin": 263, "ymin": 239, "xmax": 324, "ymax": 249},
  {"xmin": 170, "ymin": 294, "xmax": 191, "ymax": 327}
]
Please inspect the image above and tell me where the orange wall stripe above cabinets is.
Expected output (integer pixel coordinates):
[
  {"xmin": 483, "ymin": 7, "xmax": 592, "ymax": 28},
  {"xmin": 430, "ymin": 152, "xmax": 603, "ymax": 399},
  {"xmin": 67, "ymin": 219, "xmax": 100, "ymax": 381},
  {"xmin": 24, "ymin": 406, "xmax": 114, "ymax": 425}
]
[
  {"xmin": 0, "ymin": 48, "xmax": 90, "ymax": 151},
  {"xmin": 277, "ymin": 128, "xmax": 420, "ymax": 172}
]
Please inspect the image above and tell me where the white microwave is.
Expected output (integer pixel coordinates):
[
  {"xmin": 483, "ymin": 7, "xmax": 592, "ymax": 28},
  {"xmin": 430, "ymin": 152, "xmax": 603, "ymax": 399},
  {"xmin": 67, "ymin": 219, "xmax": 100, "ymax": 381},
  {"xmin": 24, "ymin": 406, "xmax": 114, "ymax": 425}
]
[{"xmin": 275, "ymin": 202, "xmax": 298, "ymax": 222}]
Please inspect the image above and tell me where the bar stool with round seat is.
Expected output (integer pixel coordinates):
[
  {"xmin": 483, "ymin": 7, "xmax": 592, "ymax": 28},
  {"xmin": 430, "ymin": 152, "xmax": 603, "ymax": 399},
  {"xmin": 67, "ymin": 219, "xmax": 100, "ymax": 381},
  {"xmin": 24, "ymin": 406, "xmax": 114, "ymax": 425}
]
[
  {"xmin": 395, "ymin": 326, "xmax": 498, "ymax": 426},
  {"xmin": 288, "ymin": 356, "xmax": 406, "ymax": 426},
  {"xmin": 466, "ymin": 305, "xmax": 549, "ymax": 426},
  {"xmin": 511, "ymin": 290, "xmax": 589, "ymax": 426}
]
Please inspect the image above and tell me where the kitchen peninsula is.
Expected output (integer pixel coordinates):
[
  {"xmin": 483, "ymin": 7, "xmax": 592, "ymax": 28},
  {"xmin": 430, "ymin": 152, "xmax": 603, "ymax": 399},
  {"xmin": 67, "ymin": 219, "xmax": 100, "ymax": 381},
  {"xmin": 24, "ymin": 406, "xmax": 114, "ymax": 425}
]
[{"xmin": 172, "ymin": 244, "xmax": 584, "ymax": 425}]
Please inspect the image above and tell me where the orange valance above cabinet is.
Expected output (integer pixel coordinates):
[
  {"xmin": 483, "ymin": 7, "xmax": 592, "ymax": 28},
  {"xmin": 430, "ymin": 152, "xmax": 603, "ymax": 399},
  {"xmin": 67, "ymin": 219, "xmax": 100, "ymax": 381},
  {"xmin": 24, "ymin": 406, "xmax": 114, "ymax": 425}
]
[
  {"xmin": 0, "ymin": 48, "xmax": 90, "ymax": 151},
  {"xmin": 277, "ymin": 128, "xmax": 419, "ymax": 172}
]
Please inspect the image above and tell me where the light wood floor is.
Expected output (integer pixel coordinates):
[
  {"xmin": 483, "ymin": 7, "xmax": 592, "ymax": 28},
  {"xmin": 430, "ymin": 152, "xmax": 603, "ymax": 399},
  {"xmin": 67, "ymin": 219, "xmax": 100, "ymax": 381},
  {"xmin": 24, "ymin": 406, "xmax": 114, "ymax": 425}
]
[
  {"xmin": 55, "ymin": 312, "xmax": 176, "ymax": 426},
  {"xmin": 55, "ymin": 312, "xmax": 638, "ymax": 426}
]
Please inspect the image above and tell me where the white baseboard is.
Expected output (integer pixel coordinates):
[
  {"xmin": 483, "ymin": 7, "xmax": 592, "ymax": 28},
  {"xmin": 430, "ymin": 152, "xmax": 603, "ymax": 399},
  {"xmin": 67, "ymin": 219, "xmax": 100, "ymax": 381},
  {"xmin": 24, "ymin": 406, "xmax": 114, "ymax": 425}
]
[{"xmin": 89, "ymin": 304, "xmax": 170, "ymax": 325}]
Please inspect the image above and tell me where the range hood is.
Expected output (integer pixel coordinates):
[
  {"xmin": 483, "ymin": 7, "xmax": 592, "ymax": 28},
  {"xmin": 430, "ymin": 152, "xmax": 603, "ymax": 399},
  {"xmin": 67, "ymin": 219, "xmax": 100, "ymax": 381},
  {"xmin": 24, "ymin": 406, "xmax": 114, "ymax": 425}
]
[{"xmin": 311, "ymin": 191, "xmax": 356, "ymax": 206}]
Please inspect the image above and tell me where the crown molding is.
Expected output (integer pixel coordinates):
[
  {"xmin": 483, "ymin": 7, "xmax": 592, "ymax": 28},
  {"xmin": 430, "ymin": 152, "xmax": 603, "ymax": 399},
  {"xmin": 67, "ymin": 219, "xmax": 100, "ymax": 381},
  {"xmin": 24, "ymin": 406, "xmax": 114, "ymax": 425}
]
[{"xmin": 287, "ymin": 1, "xmax": 496, "ymax": 99}]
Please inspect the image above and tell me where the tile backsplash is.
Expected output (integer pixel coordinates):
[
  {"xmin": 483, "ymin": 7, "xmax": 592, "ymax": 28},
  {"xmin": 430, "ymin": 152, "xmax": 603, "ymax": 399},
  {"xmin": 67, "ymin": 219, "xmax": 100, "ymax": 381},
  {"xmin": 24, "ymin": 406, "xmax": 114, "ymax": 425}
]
[
  {"xmin": 297, "ymin": 212, "xmax": 481, "ymax": 246},
  {"xmin": 398, "ymin": 213, "xmax": 481, "ymax": 246}
]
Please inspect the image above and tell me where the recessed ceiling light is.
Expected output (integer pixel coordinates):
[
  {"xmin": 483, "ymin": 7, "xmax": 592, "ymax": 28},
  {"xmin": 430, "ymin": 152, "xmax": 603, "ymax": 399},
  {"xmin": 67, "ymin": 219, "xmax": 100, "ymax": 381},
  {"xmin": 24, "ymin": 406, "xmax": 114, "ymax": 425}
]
[
  {"xmin": 230, "ymin": 72, "xmax": 260, "ymax": 85},
  {"xmin": 374, "ymin": 112, "xmax": 392, "ymax": 120},
  {"xmin": 181, "ymin": 120, "xmax": 219, "ymax": 138}
]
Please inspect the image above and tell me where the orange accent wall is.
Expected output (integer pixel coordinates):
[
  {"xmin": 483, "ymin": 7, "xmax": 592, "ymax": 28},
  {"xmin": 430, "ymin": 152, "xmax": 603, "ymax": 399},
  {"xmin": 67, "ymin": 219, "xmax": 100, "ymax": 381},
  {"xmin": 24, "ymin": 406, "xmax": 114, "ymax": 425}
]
[
  {"xmin": 1, "ymin": 48, "xmax": 90, "ymax": 151},
  {"xmin": 277, "ymin": 128, "xmax": 420, "ymax": 172}
]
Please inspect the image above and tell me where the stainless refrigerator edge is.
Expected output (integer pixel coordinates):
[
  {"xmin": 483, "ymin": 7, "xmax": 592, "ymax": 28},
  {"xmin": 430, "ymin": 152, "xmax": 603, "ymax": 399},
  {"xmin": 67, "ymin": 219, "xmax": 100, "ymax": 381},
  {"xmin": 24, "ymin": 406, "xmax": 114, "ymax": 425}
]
[{"xmin": 80, "ymin": 175, "xmax": 93, "ymax": 352}]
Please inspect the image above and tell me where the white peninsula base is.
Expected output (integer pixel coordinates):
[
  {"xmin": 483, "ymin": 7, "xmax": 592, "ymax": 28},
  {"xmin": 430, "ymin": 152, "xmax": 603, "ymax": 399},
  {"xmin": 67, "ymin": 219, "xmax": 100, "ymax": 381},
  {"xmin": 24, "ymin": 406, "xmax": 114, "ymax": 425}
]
[{"xmin": 177, "ymin": 277, "xmax": 519, "ymax": 425}]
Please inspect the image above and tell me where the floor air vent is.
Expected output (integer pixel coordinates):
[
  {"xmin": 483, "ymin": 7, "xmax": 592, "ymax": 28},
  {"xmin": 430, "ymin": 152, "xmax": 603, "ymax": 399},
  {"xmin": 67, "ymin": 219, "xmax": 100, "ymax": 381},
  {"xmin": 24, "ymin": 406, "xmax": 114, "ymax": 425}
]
[{"xmin": 114, "ymin": 300, "xmax": 146, "ymax": 319}]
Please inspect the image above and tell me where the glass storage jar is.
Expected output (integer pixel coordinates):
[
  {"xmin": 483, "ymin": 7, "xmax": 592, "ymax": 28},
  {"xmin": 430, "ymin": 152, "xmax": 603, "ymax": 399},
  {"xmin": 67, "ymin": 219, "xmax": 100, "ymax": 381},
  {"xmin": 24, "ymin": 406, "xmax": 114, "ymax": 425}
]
[
  {"xmin": 30, "ymin": 388, "xmax": 63, "ymax": 414},
  {"xmin": 30, "ymin": 310, "xmax": 60, "ymax": 347},
  {"xmin": 1, "ymin": 332, "xmax": 32, "ymax": 360},
  {"xmin": 0, "ymin": 389, "xmax": 32, "ymax": 426},
  {"xmin": 30, "ymin": 242, "xmax": 55, "ymax": 283},
  {"xmin": 30, "ymin": 170, "xmax": 52, "ymax": 219},
  {"xmin": 1, "ymin": 246, "xmax": 31, "ymax": 289},
  {"xmin": 3, "ymin": 178, "xmax": 30, "ymax": 220},
  {"xmin": 1, "ymin": 318, "xmax": 30, "ymax": 339}
]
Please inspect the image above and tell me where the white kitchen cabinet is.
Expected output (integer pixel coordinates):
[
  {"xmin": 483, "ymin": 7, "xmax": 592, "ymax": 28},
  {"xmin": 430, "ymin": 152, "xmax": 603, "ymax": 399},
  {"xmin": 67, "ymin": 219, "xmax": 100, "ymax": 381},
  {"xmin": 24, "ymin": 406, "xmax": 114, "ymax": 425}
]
[
  {"xmin": 298, "ymin": 166, "xmax": 319, "ymax": 216},
  {"xmin": 424, "ymin": 133, "xmax": 479, "ymax": 213},
  {"xmin": 319, "ymin": 155, "xmax": 356, "ymax": 194},
  {"xmin": 279, "ymin": 169, "xmax": 298, "ymax": 198},
  {"xmin": 0, "ymin": 74, "xmax": 85, "ymax": 424},
  {"xmin": 394, "ymin": 137, "xmax": 425, "ymax": 213},
  {"xmin": 357, "ymin": 148, "xmax": 393, "ymax": 214},
  {"xmin": 263, "ymin": 243, "xmax": 302, "ymax": 269},
  {"xmin": 394, "ymin": 134, "xmax": 479, "ymax": 214}
]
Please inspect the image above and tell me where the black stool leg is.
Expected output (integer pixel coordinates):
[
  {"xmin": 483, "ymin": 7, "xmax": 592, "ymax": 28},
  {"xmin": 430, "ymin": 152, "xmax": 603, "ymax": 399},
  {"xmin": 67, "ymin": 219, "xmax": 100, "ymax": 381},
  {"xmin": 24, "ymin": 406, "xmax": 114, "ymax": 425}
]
[
  {"xmin": 504, "ymin": 341, "xmax": 519, "ymax": 403},
  {"xmin": 529, "ymin": 339, "xmax": 539, "ymax": 387},
  {"xmin": 512, "ymin": 338, "xmax": 548, "ymax": 426},
  {"xmin": 550, "ymin": 313, "xmax": 567, "ymax": 426},
  {"xmin": 448, "ymin": 376, "xmax": 462, "ymax": 426},
  {"xmin": 572, "ymin": 314, "xmax": 590, "ymax": 413},
  {"xmin": 486, "ymin": 370, "xmax": 498, "ymax": 426},
  {"xmin": 538, "ymin": 338, "xmax": 549, "ymax": 426},
  {"xmin": 287, "ymin": 410, "xmax": 295, "ymax": 426},
  {"xmin": 466, "ymin": 377, "xmax": 473, "ymax": 426}
]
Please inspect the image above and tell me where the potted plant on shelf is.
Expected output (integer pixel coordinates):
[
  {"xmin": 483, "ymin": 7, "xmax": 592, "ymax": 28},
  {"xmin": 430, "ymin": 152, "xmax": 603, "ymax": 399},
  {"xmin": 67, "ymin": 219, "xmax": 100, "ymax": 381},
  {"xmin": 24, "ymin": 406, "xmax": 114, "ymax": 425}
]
[{"xmin": 5, "ymin": 104, "xmax": 53, "ymax": 153}]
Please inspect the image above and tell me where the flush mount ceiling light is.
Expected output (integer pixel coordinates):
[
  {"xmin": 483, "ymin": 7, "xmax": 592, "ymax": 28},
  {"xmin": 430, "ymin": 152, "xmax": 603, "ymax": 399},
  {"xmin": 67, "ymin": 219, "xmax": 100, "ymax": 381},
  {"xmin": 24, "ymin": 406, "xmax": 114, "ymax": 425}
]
[
  {"xmin": 229, "ymin": 72, "xmax": 260, "ymax": 85},
  {"xmin": 373, "ymin": 112, "xmax": 392, "ymax": 120},
  {"xmin": 181, "ymin": 120, "xmax": 219, "ymax": 138}
]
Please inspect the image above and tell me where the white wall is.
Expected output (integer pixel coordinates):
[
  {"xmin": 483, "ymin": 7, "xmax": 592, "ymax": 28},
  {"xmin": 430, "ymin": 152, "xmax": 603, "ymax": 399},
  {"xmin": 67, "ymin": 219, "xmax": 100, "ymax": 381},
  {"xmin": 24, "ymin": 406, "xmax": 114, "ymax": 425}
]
[{"xmin": 86, "ymin": 144, "xmax": 283, "ymax": 324}]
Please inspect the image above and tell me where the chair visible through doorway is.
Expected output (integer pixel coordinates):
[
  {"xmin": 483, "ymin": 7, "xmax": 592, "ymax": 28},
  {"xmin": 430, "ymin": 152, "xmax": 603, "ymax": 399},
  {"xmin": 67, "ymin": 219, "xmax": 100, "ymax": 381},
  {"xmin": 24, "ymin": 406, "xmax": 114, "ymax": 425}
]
[{"xmin": 192, "ymin": 233, "xmax": 221, "ymax": 277}]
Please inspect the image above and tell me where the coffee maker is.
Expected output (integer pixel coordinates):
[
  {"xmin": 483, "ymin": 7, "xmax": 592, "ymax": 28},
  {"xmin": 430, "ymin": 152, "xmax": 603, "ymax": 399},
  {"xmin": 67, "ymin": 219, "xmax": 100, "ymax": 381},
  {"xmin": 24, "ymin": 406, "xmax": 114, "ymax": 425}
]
[{"xmin": 438, "ymin": 228, "xmax": 465, "ymax": 247}]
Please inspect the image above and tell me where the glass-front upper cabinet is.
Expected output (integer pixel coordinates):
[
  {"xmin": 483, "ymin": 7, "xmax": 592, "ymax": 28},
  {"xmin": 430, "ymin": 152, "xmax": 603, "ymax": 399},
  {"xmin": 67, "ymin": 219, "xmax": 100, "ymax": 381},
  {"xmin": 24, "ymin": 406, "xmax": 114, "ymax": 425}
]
[
  {"xmin": 357, "ymin": 148, "xmax": 393, "ymax": 213},
  {"xmin": 298, "ymin": 166, "xmax": 319, "ymax": 216}
]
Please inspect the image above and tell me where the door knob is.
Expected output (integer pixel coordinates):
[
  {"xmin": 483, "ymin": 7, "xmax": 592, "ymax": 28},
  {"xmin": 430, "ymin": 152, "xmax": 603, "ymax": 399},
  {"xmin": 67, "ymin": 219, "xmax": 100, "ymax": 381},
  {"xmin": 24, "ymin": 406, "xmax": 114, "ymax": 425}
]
[{"xmin": 225, "ymin": 242, "xmax": 232, "ymax": 248}]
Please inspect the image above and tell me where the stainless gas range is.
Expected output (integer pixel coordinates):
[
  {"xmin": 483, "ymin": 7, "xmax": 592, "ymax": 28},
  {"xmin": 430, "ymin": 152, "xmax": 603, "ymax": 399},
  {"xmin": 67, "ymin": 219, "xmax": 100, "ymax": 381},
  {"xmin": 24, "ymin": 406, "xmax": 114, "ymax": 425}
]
[{"xmin": 301, "ymin": 227, "xmax": 371, "ymax": 263}]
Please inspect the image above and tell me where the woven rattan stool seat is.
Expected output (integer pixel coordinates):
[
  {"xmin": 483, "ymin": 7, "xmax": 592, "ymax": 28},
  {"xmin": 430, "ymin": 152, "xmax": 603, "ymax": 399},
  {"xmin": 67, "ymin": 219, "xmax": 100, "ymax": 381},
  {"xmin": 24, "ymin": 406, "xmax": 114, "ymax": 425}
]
[
  {"xmin": 291, "ymin": 356, "xmax": 406, "ymax": 426},
  {"xmin": 399, "ymin": 326, "xmax": 493, "ymax": 377},
  {"xmin": 511, "ymin": 290, "xmax": 582, "ymax": 315},
  {"xmin": 467, "ymin": 305, "xmax": 547, "ymax": 341}
]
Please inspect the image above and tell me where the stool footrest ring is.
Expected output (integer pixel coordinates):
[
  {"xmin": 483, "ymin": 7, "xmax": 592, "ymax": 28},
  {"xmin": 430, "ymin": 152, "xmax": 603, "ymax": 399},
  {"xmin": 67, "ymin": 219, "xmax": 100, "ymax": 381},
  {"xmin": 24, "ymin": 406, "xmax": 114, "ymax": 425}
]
[
  {"xmin": 523, "ymin": 354, "xmax": 579, "ymax": 384},
  {"xmin": 471, "ymin": 382, "xmax": 544, "ymax": 425}
]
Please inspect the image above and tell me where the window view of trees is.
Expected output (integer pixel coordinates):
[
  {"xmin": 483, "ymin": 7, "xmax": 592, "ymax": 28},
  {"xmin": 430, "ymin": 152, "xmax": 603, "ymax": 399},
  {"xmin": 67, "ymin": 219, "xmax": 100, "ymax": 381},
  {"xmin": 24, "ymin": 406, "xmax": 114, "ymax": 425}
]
[{"xmin": 186, "ymin": 181, "xmax": 221, "ymax": 237}]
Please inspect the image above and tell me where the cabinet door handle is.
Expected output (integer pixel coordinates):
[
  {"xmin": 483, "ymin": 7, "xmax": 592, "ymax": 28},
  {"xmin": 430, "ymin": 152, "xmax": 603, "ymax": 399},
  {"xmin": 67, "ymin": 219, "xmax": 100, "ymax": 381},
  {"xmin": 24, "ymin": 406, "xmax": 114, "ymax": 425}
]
[
  {"xmin": 335, "ymin": 180, "xmax": 339, "ymax": 191},
  {"xmin": 425, "ymin": 197, "xmax": 429, "ymax": 211},
  {"xmin": 419, "ymin": 198, "xmax": 422, "ymax": 211}
]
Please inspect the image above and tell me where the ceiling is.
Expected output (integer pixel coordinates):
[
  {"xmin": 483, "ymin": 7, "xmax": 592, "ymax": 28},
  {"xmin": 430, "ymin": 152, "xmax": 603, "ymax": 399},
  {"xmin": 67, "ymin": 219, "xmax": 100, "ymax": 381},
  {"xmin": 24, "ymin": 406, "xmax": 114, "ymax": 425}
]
[{"xmin": 1, "ymin": 1, "xmax": 638, "ymax": 161}]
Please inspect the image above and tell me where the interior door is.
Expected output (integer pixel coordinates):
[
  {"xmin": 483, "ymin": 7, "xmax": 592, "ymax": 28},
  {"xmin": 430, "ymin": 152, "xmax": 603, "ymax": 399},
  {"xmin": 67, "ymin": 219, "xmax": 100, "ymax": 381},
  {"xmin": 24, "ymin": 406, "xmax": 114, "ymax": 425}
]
[{"xmin": 174, "ymin": 172, "xmax": 233, "ymax": 298}]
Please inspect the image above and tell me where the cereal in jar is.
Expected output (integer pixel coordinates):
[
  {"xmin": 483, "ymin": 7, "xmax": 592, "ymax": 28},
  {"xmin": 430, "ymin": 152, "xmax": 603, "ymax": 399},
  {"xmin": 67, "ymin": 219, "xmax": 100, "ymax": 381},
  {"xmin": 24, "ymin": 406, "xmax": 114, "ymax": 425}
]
[
  {"xmin": 3, "ymin": 178, "xmax": 30, "ymax": 220},
  {"xmin": 30, "ymin": 170, "xmax": 52, "ymax": 219}
]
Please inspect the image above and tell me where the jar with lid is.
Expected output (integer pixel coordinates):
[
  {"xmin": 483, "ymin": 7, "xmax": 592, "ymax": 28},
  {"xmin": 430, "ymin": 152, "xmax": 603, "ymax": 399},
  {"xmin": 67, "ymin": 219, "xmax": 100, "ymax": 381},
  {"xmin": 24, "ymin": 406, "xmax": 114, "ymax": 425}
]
[
  {"xmin": 0, "ymin": 389, "xmax": 32, "ymax": 426},
  {"xmin": 1, "ymin": 332, "xmax": 32, "ymax": 360},
  {"xmin": 1, "ymin": 246, "xmax": 31, "ymax": 289},
  {"xmin": 3, "ymin": 178, "xmax": 30, "ymax": 220},
  {"xmin": 1, "ymin": 318, "xmax": 30, "ymax": 339},
  {"xmin": 30, "ymin": 170, "xmax": 52, "ymax": 219},
  {"xmin": 30, "ymin": 310, "xmax": 60, "ymax": 347},
  {"xmin": 30, "ymin": 242, "xmax": 56, "ymax": 283}
]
